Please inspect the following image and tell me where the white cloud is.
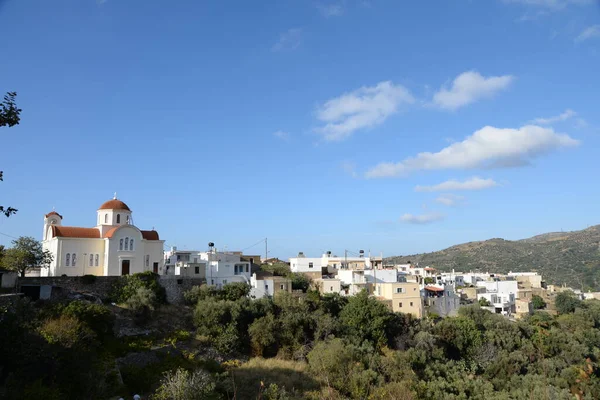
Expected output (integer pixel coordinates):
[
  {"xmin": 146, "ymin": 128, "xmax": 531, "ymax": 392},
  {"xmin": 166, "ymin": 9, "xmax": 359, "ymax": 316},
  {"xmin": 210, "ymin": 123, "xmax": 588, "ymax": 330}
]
[
  {"xmin": 317, "ymin": 3, "xmax": 344, "ymax": 17},
  {"xmin": 365, "ymin": 125, "xmax": 579, "ymax": 178},
  {"xmin": 273, "ymin": 130, "xmax": 291, "ymax": 141},
  {"xmin": 432, "ymin": 71, "xmax": 514, "ymax": 110},
  {"xmin": 532, "ymin": 109, "xmax": 577, "ymax": 124},
  {"xmin": 415, "ymin": 177, "xmax": 499, "ymax": 192},
  {"xmin": 272, "ymin": 28, "xmax": 303, "ymax": 52},
  {"xmin": 315, "ymin": 81, "xmax": 414, "ymax": 141},
  {"xmin": 435, "ymin": 194, "xmax": 466, "ymax": 207},
  {"xmin": 504, "ymin": 0, "xmax": 593, "ymax": 9},
  {"xmin": 576, "ymin": 25, "xmax": 600, "ymax": 42},
  {"xmin": 400, "ymin": 212, "xmax": 445, "ymax": 224}
]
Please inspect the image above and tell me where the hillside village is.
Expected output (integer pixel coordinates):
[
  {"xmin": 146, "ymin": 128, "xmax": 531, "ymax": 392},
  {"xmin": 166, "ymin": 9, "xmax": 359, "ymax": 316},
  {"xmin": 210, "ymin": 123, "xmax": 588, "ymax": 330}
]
[{"xmin": 2, "ymin": 197, "xmax": 597, "ymax": 324}]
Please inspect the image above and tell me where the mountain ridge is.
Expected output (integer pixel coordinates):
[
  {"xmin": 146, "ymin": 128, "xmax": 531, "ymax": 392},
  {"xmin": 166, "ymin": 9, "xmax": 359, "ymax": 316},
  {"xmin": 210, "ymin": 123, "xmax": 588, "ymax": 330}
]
[{"xmin": 386, "ymin": 225, "xmax": 600, "ymax": 290}]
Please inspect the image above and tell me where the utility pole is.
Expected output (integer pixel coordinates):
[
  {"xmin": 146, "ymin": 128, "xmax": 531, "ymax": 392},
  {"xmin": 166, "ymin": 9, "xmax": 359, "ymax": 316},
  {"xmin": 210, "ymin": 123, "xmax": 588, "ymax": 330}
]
[
  {"xmin": 265, "ymin": 237, "xmax": 268, "ymax": 262},
  {"xmin": 344, "ymin": 249, "xmax": 347, "ymax": 269}
]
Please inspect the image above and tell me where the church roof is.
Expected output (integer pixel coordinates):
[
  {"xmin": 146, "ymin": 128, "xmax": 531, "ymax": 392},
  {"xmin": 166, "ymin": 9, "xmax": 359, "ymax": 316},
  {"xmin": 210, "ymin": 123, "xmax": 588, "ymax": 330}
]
[
  {"xmin": 45, "ymin": 211, "xmax": 63, "ymax": 219},
  {"xmin": 104, "ymin": 226, "xmax": 160, "ymax": 240},
  {"xmin": 141, "ymin": 230, "xmax": 160, "ymax": 240},
  {"xmin": 98, "ymin": 199, "xmax": 131, "ymax": 211},
  {"xmin": 51, "ymin": 226, "xmax": 101, "ymax": 239}
]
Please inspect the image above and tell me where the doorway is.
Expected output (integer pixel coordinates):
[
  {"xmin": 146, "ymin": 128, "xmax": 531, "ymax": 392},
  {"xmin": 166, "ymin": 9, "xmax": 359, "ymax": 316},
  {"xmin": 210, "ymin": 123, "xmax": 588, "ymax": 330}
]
[
  {"xmin": 153, "ymin": 262, "xmax": 158, "ymax": 274},
  {"xmin": 121, "ymin": 260, "xmax": 130, "ymax": 275}
]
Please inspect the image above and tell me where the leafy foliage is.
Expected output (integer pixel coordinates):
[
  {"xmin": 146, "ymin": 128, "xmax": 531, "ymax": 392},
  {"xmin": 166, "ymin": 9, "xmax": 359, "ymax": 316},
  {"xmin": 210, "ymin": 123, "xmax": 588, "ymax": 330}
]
[
  {"xmin": 555, "ymin": 291, "xmax": 583, "ymax": 314},
  {"xmin": 1, "ymin": 92, "xmax": 21, "ymax": 218},
  {"xmin": 531, "ymin": 294, "xmax": 546, "ymax": 309},
  {"xmin": 153, "ymin": 368, "xmax": 217, "ymax": 400},
  {"xmin": 110, "ymin": 271, "xmax": 166, "ymax": 304},
  {"xmin": 1, "ymin": 236, "xmax": 53, "ymax": 277}
]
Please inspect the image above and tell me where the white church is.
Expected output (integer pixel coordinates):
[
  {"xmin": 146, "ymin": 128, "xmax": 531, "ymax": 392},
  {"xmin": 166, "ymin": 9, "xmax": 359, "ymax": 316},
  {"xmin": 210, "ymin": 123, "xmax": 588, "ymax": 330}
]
[{"xmin": 41, "ymin": 196, "xmax": 165, "ymax": 276}]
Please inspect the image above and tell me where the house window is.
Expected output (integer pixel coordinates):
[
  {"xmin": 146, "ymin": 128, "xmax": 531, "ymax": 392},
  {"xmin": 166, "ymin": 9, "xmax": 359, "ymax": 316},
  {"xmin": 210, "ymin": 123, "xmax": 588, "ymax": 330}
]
[
  {"xmin": 410, "ymin": 302, "xmax": 413, "ymax": 306},
  {"xmin": 89, "ymin": 254, "xmax": 94, "ymax": 266},
  {"xmin": 399, "ymin": 302, "xmax": 403, "ymax": 308},
  {"xmin": 280, "ymin": 284, "xmax": 285, "ymax": 290},
  {"xmin": 195, "ymin": 266, "xmax": 200, "ymax": 274},
  {"xmin": 330, "ymin": 286, "xmax": 333, "ymax": 292},
  {"xmin": 72, "ymin": 254, "xmax": 77, "ymax": 267},
  {"xmin": 145, "ymin": 255, "xmax": 150, "ymax": 267},
  {"xmin": 309, "ymin": 262, "xmax": 314, "ymax": 268},
  {"xmin": 193, "ymin": 257, "xmax": 198, "ymax": 263},
  {"xmin": 125, "ymin": 237, "xmax": 129, "ymax": 251},
  {"xmin": 119, "ymin": 239, "xmax": 123, "ymax": 250},
  {"xmin": 116, "ymin": 214, "xmax": 121, "ymax": 223},
  {"xmin": 66, "ymin": 253, "xmax": 70, "ymax": 266},
  {"xmin": 130, "ymin": 239, "xmax": 134, "ymax": 251},
  {"xmin": 396, "ymin": 287, "xmax": 404, "ymax": 294},
  {"xmin": 95, "ymin": 254, "xmax": 99, "ymax": 266},
  {"xmin": 104, "ymin": 214, "xmax": 108, "ymax": 223},
  {"xmin": 223, "ymin": 279, "xmax": 227, "ymax": 284},
  {"xmin": 265, "ymin": 284, "xmax": 269, "ymax": 291}
]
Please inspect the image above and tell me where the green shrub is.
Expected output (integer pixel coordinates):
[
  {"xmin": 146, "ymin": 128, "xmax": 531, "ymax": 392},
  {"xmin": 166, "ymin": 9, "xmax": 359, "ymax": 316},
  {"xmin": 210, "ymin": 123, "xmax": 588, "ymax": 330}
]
[
  {"xmin": 153, "ymin": 368, "xmax": 217, "ymax": 400},
  {"xmin": 39, "ymin": 315, "xmax": 96, "ymax": 349},
  {"xmin": 110, "ymin": 271, "xmax": 166, "ymax": 304},
  {"xmin": 62, "ymin": 301, "xmax": 115, "ymax": 341},
  {"xmin": 183, "ymin": 284, "xmax": 218, "ymax": 305}
]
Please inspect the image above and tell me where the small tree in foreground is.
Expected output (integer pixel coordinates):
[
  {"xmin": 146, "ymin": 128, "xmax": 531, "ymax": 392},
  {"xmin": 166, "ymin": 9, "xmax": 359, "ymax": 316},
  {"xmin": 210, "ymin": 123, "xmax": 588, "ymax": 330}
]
[
  {"xmin": 1, "ymin": 91, "xmax": 22, "ymax": 218},
  {"xmin": 1, "ymin": 236, "xmax": 53, "ymax": 277}
]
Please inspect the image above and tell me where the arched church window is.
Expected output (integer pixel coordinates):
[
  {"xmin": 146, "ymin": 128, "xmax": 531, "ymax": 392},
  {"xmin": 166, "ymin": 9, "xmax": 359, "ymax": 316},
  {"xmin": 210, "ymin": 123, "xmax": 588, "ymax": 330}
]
[
  {"xmin": 66, "ymin": 253, "xmax": 70, "ymax": 266},
  {"xmin": 89, "ymin": 254, "xmax": 94, "ymax": 266},
  {"xmin": 72, "ymin": 254, "xmax": 77, "ymax": 266},
  {"xmin": 125, "ymin": 237, "xmax": 129, "ymax": 251},
  {"xmin": 145, "ymin": 255, "xmax": 150, "ymax": 267},
  {"xmin": 117, "ymin": 214, "xmax": 121, "ymax": 224},
  {"xmin": 130, "ymin": 239, "xmax": 134, "ymax": 251},
  {"xmin": 126, "ymin": 215, "xmax": 130, "ymax": 224},
  {"xmin": 95, "ymin": 254, "xmax": 99, "ymax": 266},
  {"xmin": 120, "ymin": 239, "xmax": 123, "ymax": 250},
  {"xmin": 104, "ymin": 214, "xmax": 108, "ymax": 223}
]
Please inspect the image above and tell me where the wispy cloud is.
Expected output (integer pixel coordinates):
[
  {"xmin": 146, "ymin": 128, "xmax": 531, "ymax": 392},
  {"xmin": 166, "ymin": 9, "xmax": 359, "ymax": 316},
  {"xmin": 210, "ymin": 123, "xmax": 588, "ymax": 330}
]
[
  {"xmin": 532, "ymin": 109, "xmax": 577, "ymax": 124},
  {"xmin": 503, "ymin": 0, "xmax": 594, "ymax": 10},
  {"xmin": 576, "ymin": 25, "xmax": 600, "ymax": 42},
  {"xmin": 315, "ymin": 81, "xmax": 414, "ymax": 141},
  {"xmin": 273, "ymin": 130, "xmax": 291, "ymax": 141},
  {"xmin": 415, "ymin": 177, "xmax": 499, "ymax": 192},
  {"xmin": 317, "ymin": 3, "xmax": 344, "ymax": 17},
  {"xmin": 272, "ymin": 28, "xmax": 303, "ymax": 52},
  {"xmin": 400, "ymin": 212, "xmax": 445, "ymax": 224},
  {"xmin": 435, "ymin": 194, "xmax": 466, "ymax": 207},
  {"xmin": 365, "ymin": 125, "xmax": 579, "ymax": 178},
  {"xmin": 341, "ymin": 161, "xmax": 358, "ymax": 178},
  {"xmin": 432, "ymin": 71, "xmax": 514, "ymax": 110}
]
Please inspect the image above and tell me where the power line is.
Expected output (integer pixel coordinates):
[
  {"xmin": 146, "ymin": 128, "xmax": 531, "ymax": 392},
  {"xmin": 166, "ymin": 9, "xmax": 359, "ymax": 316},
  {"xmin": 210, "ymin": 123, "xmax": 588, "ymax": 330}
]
[
  {"xmin": 0, "ymin": 231, "xmax": 18, "ymax": 240},
  {"xmin": 241, "ymin": 238, "xmax": 266, "ymax": 252}
]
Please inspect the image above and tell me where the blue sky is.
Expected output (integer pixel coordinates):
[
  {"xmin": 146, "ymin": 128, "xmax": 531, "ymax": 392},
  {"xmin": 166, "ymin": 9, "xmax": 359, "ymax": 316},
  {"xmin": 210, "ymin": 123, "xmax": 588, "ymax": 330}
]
[{"xmin": 1, "ymin": 0, "xmax": 599, "ymax": 259}]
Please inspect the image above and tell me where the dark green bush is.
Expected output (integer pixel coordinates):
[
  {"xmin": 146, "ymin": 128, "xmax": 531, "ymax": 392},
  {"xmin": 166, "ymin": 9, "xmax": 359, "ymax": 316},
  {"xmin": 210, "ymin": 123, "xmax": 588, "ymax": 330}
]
[
  {"xmin": 110, "ymin": 271, "xmax": 166, "ymax": 305},
  {"xmin": 62, "ymin": 300, "xmax": 115, "ymax": 341}
]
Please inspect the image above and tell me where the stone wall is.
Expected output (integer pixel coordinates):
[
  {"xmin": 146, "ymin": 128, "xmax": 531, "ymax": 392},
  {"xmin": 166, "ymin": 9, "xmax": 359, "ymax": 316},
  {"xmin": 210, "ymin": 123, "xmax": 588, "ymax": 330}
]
[
  {"xmin": 17, "ymin": 275, "xmax": 206, "ymax": 304},
  {"xmin": 18, "ymin": 276, "xmax": 120, "ymax": 300},
  {"xmin": 159, "ymin": 276, "xmax": 206, "ymax": 304}
]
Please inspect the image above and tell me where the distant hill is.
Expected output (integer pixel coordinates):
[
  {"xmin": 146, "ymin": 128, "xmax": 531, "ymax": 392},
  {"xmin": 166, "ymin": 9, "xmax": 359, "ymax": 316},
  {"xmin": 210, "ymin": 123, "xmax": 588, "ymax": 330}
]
[{"xmin": 386, "ymin": 225, "xmax": 600, "ymax": 291}]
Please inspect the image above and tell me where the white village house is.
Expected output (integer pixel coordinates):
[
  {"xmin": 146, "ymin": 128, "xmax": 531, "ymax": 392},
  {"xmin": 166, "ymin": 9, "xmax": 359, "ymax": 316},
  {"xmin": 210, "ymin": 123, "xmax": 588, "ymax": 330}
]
[{"xmin": 41, "ymin": 197, "xmax": 164, "ymax": 276}]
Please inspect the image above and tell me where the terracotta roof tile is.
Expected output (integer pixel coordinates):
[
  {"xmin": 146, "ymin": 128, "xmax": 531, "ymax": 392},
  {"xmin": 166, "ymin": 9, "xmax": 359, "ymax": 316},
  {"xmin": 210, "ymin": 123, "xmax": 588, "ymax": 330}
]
[
  {"xmin": 52, "ymin": 226, "xmax": 100, "ymax": 239},
  {"xmin": 424, "ymin": 286, "xmax": 444, "ymax": 292},
  {"xmin": 45, "ymin": 211, "xmax": 63, "ymax": 219},
  {"xmin": 98, "ymin": 199, "xmax": 131, "ymax": 211},
  {"xmin": 104, "ymin": 227, "xmax": 119, "ymax": 238},
  {"xmin": 141, "ymin": 230, "xmax": 160, "ymax": 240}
]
